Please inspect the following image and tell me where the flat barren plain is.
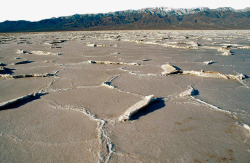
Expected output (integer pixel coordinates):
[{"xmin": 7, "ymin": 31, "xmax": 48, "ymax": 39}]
[{"xmin": 0, "ymin": 30, "xmax": 250, "ymax": 162}]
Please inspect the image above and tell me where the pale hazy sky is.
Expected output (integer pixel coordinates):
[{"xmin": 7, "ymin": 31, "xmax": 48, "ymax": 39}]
[{"xmin": 1, "ymin": 0, "xmax": 249, "ymax": 22}]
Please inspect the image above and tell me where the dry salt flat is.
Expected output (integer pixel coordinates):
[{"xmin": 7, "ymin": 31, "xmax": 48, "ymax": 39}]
[{"xmin": 0, "ymin": 30, "xmax": 250, "ymax": 162}]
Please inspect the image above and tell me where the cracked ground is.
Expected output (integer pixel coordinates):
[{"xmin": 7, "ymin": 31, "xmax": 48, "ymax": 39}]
[{"xmin": 0, "ymin": 30, "xmax": 250, "ymax": 162}]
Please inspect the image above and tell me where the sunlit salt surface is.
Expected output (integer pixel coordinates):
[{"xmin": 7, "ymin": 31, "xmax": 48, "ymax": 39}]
[{"xmin": 0, "ymin": 30, "xmax": 249, "ymax": 162}]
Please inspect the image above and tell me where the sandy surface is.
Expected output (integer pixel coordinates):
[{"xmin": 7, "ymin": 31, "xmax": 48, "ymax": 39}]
[{"xmin": 0, "ymin": 30, "xmax": 249, "ymax": 162}]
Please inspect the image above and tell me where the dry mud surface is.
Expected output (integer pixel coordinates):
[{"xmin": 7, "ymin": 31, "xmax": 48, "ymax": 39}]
[{"xmin": 0, "ymin": 30, "xmax": 250, "ymax": 162}]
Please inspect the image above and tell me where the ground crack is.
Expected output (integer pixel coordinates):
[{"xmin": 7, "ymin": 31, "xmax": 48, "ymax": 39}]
[{"xmin": 52, "ymin": 104, "xmax": 114, "ymax": 163}]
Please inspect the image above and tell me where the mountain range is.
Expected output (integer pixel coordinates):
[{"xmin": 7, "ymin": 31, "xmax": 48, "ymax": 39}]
[{"xmin": 0, "ymin": 7, "xmax": 249, "ymax": 32}]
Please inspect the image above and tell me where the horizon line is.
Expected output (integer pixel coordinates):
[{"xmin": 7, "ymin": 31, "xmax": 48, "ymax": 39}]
[{"xmin": 1, "ymin": 6, "xmax": 249, "ymax": 23}]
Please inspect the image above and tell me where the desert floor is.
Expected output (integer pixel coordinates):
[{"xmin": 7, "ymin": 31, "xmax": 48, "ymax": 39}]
[{"xmin": 0, "ymin": 30, "xmax": 249, "ymax": 162}]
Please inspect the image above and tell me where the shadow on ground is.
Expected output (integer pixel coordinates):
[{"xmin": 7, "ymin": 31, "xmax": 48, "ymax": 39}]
[
  {"xmin": 130, "ymin": 98, "xmax": 166, "ymax": 121},
  {"xmin": 0, "ymin": 93, "xmax": 47, "ymax": 111},
  {"xmin": 0, "ymin": 67, "xmax": 15, "ymax": 75}
]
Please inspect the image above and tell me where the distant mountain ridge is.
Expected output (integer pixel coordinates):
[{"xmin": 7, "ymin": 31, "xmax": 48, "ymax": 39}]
[
  {"xmin": 0, "ymin": 7, "xmax": 249, "ymax": 32},
  {"xmin": 127, "ymin": 7, "xmax": 250, "ymax": 16}
]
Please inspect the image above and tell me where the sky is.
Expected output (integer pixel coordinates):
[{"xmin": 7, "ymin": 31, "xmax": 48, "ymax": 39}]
[{"xmin": 1, "ymin": 0, "xmax": 249, "ymax": 22}]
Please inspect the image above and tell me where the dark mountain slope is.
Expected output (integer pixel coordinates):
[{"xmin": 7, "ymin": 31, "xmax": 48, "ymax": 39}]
[{"xmin": 0, "ymin": 7, "xmax": 249, "ymax": 32}]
